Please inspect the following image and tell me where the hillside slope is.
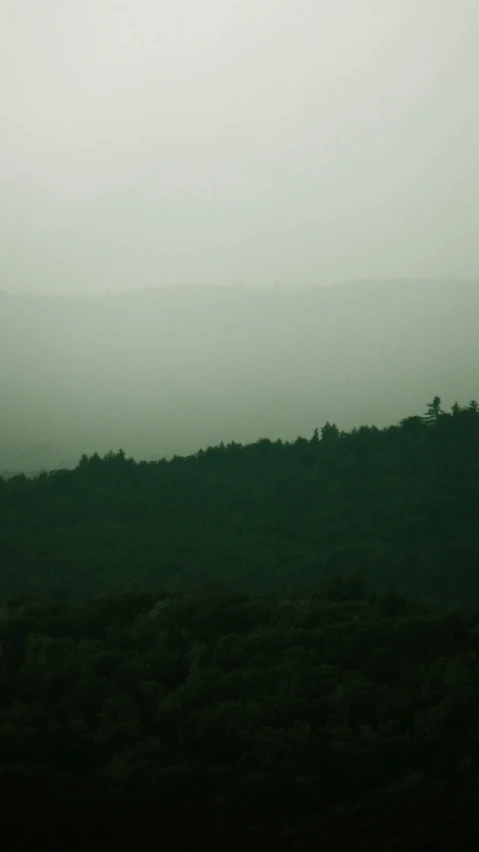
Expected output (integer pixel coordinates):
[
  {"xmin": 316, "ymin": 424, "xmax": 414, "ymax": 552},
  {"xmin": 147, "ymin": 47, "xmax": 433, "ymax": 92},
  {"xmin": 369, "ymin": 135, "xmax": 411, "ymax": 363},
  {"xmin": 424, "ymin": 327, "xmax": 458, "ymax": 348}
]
[{"xmin": 1, "ymin": 399, "xmax": 478, "ymax": 610}]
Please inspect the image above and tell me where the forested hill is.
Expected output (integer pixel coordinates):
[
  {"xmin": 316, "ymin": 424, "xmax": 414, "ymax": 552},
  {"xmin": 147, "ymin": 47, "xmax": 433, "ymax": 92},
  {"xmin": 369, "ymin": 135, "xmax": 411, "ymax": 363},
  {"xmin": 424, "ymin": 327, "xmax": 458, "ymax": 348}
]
[
  {"xmin": 1, "ymin": 397, "xmax": 479, "ymax": 610},
  {"xmin": 2, "ymin": 398, "xmax": 479, "ymax": 851}
]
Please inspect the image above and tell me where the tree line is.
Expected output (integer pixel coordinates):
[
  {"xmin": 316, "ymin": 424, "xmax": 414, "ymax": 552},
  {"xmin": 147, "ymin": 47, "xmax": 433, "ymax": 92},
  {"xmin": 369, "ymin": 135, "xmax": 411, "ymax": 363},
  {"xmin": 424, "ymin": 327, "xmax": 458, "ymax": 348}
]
[{"xmin": 1, "ymin": 397, "xmax": 479, "ymax": 609}]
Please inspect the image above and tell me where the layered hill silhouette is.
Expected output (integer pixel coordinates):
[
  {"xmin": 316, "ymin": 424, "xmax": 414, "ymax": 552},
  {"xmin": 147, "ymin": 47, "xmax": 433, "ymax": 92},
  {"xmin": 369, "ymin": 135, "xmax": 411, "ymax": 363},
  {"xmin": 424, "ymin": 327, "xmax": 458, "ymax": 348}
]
[
  {"xmin": 1, "ymin": 280, "xmax": 479, "ymax": 473},
  {"xmin": 1, "ymin": 397, "xmax": 479, "ymax": 610}
]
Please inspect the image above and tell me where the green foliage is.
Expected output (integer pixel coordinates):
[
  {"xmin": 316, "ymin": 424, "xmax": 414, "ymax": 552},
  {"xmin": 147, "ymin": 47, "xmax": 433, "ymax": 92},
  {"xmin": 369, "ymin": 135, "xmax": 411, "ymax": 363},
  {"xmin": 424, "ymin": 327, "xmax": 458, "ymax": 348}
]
[
  {"xmin": 1, "ymin": 399, "xmax": 479, "ymax": 610},
  {"xmin": 3, "ymin": 398, "xmax": 479, "ymax": 847},
  {"xmin": 423, "ymin": 395, "xmax": 444, "ymax": 424},
  {"xmin": 320, "ymin": 421, "xmax": 340, "ymax": 441},
  {"xmin": 1, "ymin": 584, "xmax": 479, "ymax": 849}
]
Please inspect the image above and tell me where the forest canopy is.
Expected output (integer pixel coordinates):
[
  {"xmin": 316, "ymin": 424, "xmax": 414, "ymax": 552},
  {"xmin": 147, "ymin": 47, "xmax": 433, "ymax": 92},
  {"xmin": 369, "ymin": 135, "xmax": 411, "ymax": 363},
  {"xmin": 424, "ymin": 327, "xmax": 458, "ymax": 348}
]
[
  {"xmin": 1, "ymin": 397, "xmax": 479, "ymax": 610},
  {"xmin": 2, "ymin": 579, "xmax": 479, "ymax": 850},
  {"xmin": 2, "ymin": 398, "xmax": 479, "ymax": 849}
]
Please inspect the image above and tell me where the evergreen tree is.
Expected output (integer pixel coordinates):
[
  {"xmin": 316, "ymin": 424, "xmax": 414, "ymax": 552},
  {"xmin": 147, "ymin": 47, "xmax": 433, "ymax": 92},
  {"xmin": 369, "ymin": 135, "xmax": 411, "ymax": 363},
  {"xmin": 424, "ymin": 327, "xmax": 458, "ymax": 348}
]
[
  {"xmin": 321, "ymin": 422, "xmax": 340, "ymax": 442},
  {"xmin": 423, "ymin": 396, "xmax": 443, "ymax": 425}
]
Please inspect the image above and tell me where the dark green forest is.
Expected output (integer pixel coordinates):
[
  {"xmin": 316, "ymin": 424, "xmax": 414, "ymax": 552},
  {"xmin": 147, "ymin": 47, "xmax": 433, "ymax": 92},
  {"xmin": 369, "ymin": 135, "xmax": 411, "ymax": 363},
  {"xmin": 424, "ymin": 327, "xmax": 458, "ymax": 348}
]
[
  {"xmin": 2, "ymin": 398, "xmax": 479, "ymax": 850},
  {"xmin": 1, "ymin": 397, "xmax": 479, "ymax": 609}
]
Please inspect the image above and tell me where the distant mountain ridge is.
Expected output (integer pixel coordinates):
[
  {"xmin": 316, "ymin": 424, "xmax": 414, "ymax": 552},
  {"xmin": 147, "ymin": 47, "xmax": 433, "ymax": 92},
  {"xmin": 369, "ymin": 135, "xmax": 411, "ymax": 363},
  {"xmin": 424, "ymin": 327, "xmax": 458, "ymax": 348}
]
[{"xmin": 1, "ymin": 280, "xmax": 478, "ymax": 473}]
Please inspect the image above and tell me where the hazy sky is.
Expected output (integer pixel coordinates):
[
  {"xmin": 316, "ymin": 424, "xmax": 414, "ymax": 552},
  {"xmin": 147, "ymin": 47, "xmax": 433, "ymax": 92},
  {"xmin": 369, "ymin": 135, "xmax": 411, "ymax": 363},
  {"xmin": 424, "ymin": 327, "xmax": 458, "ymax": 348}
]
[{"xmin": 2, "ymin": 0, "xmax": 479, "ymax": 295}]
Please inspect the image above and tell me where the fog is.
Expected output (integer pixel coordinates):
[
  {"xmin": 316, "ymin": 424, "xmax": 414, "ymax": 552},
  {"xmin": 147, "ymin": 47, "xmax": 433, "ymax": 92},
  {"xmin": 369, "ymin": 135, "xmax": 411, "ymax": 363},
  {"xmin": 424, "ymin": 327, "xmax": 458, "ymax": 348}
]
[
  {"xmin": 2, "ymin": 3, "xmax": 479, "ymax": 471},
  {"xmin": 1, "ymin": 281, "xmax": 478, "ymax": 473},
  {"xmin": 2, "ymin": 1, "xmax": 479, "ymax": 294}
]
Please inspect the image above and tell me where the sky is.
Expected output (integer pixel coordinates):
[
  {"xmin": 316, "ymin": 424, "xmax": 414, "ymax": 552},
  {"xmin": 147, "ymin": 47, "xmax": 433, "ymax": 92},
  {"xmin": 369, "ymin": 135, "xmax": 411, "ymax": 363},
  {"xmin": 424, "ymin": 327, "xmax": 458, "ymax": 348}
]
[{"xmin": 1, "ymin": 0, "xmax": 479, "ymax": 295}]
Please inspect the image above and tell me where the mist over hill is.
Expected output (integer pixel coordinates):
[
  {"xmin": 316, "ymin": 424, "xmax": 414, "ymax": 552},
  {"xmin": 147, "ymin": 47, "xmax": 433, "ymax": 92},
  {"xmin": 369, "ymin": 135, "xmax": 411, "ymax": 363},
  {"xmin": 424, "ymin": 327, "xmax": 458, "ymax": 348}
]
[{"xmin": 1, "ymin": 280, "xmax": 478, "ymax": 473}]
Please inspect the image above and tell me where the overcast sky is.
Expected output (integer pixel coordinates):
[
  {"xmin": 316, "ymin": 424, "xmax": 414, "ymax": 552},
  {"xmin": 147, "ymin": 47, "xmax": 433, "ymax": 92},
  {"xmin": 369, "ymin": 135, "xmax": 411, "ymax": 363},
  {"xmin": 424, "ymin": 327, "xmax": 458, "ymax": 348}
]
[{"xmin": 1, "ymin": 0, "xmax": 479, "ymax": 295}]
